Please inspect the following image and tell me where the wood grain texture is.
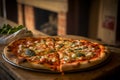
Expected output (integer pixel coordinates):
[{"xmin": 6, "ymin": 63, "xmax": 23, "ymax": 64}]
[{"xmin": 0, "ymin": 62, "xmax": 14, "ymax": 80}]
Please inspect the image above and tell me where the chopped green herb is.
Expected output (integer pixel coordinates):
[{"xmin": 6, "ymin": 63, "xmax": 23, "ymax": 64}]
[
  {"xmin": 74, "ymin": 48, "xmax": 82, "ymax": 50},
  {"xmin": 58, "ymin": 44, "xmax": 64, "ymax": 49},
  {"xmin": 0, "ymin": 24, "xmax": 25, "ymax": 35}
]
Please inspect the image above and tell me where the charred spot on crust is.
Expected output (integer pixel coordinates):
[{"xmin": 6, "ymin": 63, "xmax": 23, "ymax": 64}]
[
  {"xmin": 21, "ymin": 59, "xmax": 27, "ymax": 62},
  {"xmin": 7, "ymin": 46, "xmax": 13, "ymax": 49},
  {"xmin": 18, "ymin": 58, "xmax": 27, "ymax": 64},
  {"xmin": 88, "ymin": 60, "xmax": 91, "ymax": 63},
  {"xmin": 7, "ymin": 49, "xmax": 12, "ymax": 52}
]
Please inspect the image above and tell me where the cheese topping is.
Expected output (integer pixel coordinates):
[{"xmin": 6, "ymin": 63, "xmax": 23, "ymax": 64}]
[{"xmin": 16, "ymin": 37, "xmax": 101, "ymax": 64}]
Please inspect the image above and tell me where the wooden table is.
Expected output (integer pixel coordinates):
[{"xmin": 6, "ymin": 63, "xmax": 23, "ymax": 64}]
[{"xmin": 1, "ymin": 17, "xmax": 120, "ymax": 80}]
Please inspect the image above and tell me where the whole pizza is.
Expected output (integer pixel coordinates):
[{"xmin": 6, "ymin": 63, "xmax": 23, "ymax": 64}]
[{"xmin": 3, "ymin": 36, "xmax": 110, "ymax": 73}]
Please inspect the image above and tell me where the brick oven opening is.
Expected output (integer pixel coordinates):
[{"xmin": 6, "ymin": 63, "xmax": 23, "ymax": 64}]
[{"xmin": 34, "ymin": 7, "xmax": 58, "ymax": 36}]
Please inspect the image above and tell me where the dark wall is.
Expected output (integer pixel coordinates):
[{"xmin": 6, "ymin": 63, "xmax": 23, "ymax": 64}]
[
  {"xmin": 78, "ymin": 0, "xmax": 91, "ymax": 37},
  {"xmin": 34, "ymin": 8, "xmax": 50, "ymax": 30},
  {"xmin": 67, "ymin": 0, "xmax": 79, "ymax": 35},
  {"xmin": 0, "ymin": 0, "xmax": 3, "ymax": 17},
  {"xmin": 34, "ymin": 7, "xmax": 57, "ymax": 30},
  {"xmin": 67, "ymin": 0, "xmax": 91, "ymax": 37},
  {"xmin": 6, "ymin": 0, "xmax": 18, "ymax": 23},
  {"xmin": 116, "ymin": 0, "xmax": 120, "ymax": 41}
]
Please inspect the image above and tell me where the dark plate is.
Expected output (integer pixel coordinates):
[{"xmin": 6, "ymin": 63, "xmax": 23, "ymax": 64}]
[
  {"xmin": 2, "ymin": 53, "xmax": 60, "ymax": 73},
  {"xmin": 2, "ymin": 53, "xmax": 112, "ymax": 73}
]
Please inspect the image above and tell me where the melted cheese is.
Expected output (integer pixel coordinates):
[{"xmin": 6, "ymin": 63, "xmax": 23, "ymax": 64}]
[{"xmin": 16, "ymin": 37, "xmax": 101, "ymax": 67}]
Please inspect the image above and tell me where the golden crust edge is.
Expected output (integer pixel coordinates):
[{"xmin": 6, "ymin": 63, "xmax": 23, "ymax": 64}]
[
  {"xmin": 61, "ymin": 46, "xmax": 111, "ymax": 71},
  {"xmin": 3, "ymin": 36, "xmax": 111, "ymax": 72}
]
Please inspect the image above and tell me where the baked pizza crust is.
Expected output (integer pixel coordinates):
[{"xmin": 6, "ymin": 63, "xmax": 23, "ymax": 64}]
[
  {"xmin": 4, "ymin": 45, "xmax": 60, "ymax": 71},
  {"xmin": 3, "ymin": 36, "xmax": 111, "ymax": 72},
  {"xmin": 61, "ymin": 46, "xmax": 110, "ymax": 71}
]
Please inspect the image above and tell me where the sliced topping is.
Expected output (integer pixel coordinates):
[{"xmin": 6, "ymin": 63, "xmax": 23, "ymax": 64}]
[
  {"xmin": 34, "ymin": 40, "xmax": 38, "ymax": 43},
  {"xmin": 64, "ymin": 40, "xmax": 72, "ymax": 47},
  {"xmin": 57, "ymin": 44, "xmax": 64, "ymax": 49},
  {"xmin": 70, "ymin": 40, "xmax": 81, "ymax": 47},
  {"xmin": 67, "ymin": 49, "xmax": 73, "ymax": 53},
  {"xmin": 29, "ymin": 46, "xmax": 33, "ymax": 49},
  {"xmin": 71, "ymin": 53, "xmax": 77, "ymax": 59},
  {"xmin": 73, "ymin": 40, "xmax": 81, "ymax": 45},
  {"xmin": 56, "ymin": 43, "xmax": 67, "ymax": 51},
  {"xmin": 18, "ymin": 44, "xmax": 25, "ymax": 53},
  {"xmin": 35, "ymin": 49, "xmax": 43, "ymax": 53},
  {"xmin": 35, "ymin": 42, "xmax": 41, "ymax": 46},
  {"xmin": 25, "ymin": 49, "xmax": 36, "ymax": 56},
  {"xmin": 74, "ymin": 47, "xmax": 82, "ymax": 50},
  {"xmin": 76, "ymin": 52, "xmax": 85, "ymax": 57},
  {"xmin": 85, "ymin": 52, "xmax": 94, "ymax": 59},
  {"xmin": 26, "ymin": 41, "xmax": 33, "ymax": 47},
  {"xmin": 51, "ymin": 57, "xmax": 57, "ymax": 62},
  {"xmin": 57, "ymin": 40, "xmax": 64, "ymax": 44},
  {"xmin": 71, "ymin": 43, "xmax": 76, "ymax": 47},
  {"xmin": 40, "ymin": 39, "xmax": 46, "ymax": 44},
  {"xmin": 49, "ymin": 49, "xmax": 56, "ymax": 53},
  {"xmin": 63, "ymin": 56, "xmax": 70, "ymax": 62}
]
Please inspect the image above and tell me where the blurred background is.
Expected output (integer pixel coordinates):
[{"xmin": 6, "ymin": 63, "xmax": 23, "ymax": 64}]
[{"xmin": 0, "ymin": 0, "xmax": 120, "ymax": 46}]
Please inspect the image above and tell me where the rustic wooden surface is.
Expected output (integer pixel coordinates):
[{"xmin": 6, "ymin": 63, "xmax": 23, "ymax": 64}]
[
  {"xmin": 0, "ymin": 35, "xmax": 120, "ymax": 80},
  {"xmin": 1, "ymin": 17, "xmax": 120, "ymax": 80},
  {"xmin": 0, "ymin": 62, "xmax": 14, "ymax": 80}
]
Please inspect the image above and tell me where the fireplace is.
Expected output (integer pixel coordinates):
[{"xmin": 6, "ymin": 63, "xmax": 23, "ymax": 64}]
[
  {"xmin": 17, "ymin": 0, "xmax": 68, "ymax": 36},
  {"xmin": 34, "ymin": 8, "xmax": 57, "ymax": 35}
]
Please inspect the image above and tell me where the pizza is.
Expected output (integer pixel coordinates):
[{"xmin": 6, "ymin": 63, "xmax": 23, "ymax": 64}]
[{"xmin": 3, "ymin": 36, "xmax": 110, "ymax": 73}]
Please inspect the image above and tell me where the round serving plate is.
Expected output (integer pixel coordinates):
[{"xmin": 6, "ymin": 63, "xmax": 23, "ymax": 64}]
[
  {"xmin": 2, "ymin": 53, "xmax": 60, "ymax": 73},
  {"xmin": 2, "ymin": 52, "xmax": 112, "ymax": 73}
]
